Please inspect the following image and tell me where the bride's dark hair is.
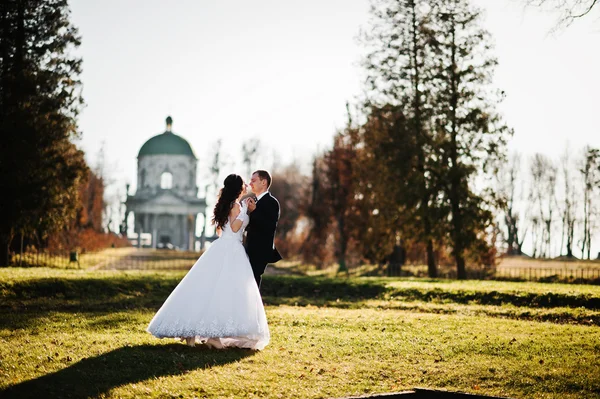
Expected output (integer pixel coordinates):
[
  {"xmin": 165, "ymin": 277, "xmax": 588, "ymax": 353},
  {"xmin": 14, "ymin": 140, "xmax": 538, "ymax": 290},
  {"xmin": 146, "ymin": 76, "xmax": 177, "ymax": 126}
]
[{"xmin": 212, "ymin": 174, "xmax": 244, "ymax": 230}]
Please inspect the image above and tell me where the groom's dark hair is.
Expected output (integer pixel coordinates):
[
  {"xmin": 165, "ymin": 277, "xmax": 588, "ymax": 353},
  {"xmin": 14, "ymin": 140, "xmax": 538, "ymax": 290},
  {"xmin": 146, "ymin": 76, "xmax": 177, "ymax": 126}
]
[{"xmin": 253, "ymin": 170, "xmax": 272, "ymax": 189}]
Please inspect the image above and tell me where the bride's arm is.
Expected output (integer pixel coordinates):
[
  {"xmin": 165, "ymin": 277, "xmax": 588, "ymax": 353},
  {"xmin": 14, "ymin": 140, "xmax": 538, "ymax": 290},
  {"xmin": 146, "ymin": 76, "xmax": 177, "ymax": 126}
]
[{"xmin": 229, "ymin": 203, "xmax": 245, "ymax": 233}]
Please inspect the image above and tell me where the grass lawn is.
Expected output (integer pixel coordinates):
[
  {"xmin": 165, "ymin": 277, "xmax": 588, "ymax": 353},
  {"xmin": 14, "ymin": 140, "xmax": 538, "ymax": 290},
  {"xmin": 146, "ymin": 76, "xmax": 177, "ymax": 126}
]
[{"xmin": 1, "ymin": 268, "xmax": 599, "ymax": 398}]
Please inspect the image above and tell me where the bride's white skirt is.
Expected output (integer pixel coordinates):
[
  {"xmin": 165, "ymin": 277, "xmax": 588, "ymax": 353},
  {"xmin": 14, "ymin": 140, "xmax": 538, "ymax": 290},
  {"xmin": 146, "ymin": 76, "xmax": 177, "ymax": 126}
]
[{"xmin": 146, "ymin": 236, "xmax": 270, "ymax": 350}]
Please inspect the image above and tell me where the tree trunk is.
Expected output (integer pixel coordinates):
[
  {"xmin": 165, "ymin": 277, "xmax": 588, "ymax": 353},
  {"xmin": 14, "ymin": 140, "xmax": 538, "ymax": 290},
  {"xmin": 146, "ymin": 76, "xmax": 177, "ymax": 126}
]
[
  {"xmin": 0, "ymin": 240, "xmax": 9, "ymax": 267},
  {"xmin": 388, "ymin": 243, "xmax": 405, "ymax": 277},
  {"xmin": 566, "ymin": 219, "xmax": 574, "ymax": 257},
  {"xmin": 582, "ymin": 193, "xmax": 588, "ymax": 258},
  {"xmin": 587, "ymin": 230, "xmax": 591, "ymax": 260},
  {"xmin": 426, "ymin": 239, "xmax": 436, "ymax": 278},
  {"xmin": 409, "ymin": 1, "xmax": 437, "ymax": 278},
  {"xmin": 447, "ymin": 12, "xmax": 467, "ymax": 280},
  {"xmin": 0, "ymin": 230, "xmax": 15, "ymax": 267},
  {"xmin": 517, "ymin": 236, "xmax": 524, "ymax": 255},
  {"xmin": 19, "ymin": 232, "xmax": 23, "ymax": 266},
  {"xmin": 337, "ymin": 215, "xmax": 348, "ymax": 273}
]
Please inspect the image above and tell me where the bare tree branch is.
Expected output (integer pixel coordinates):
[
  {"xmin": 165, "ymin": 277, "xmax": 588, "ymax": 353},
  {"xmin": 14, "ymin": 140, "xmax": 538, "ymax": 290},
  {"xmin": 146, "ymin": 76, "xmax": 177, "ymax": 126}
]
[
  {"xmin": 573, "ymin": 0, "xmax": 598, "ymax": 18},
  {"xmin": 525, "ymin": 0, "xmax": 599, "ymax": 27}
]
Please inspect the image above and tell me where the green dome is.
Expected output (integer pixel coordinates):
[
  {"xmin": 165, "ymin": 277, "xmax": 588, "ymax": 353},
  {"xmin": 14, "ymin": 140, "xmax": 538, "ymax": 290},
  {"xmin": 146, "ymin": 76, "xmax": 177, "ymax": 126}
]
[{"xmin": 138, "ymin": 117, "xmax": 196, "ymax": 158}]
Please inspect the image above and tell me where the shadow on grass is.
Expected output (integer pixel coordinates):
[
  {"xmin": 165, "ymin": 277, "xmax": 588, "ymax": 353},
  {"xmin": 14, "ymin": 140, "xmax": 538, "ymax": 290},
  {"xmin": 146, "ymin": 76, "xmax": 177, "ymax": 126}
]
[
  {"xmin": 260, "ymin": 276, "xmax": 600, "ymax": 310},
  {"xmin": 0, "ymin": 275, "xmax": 390, "ymax": 315},
  {"xmin": 1, "ymin": 274, "xmax": 599, "ymax": 329},
  {"xmin": 0, "ymin": 343, "xmax": 255, "ymax": 399}
]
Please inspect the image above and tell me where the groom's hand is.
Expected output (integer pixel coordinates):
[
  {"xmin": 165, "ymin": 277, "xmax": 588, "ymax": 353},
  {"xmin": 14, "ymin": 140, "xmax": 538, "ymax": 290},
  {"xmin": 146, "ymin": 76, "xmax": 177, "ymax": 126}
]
[{"xmin": 246, "ymin": 197, "xmax": 256, "ymax": 213}]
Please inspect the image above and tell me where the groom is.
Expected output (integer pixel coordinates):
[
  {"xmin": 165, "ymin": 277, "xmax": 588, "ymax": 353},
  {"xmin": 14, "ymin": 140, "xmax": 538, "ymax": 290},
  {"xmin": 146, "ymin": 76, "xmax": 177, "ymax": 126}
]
[{"xmin": 245, "ymin": 170, "xmax": 282, "ymax": 289}]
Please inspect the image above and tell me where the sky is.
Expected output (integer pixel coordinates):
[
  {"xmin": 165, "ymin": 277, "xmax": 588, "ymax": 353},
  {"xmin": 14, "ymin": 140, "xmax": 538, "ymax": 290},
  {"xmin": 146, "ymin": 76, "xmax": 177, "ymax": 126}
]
[{"xmin": 68, "ymin": 0, "xmax": 599, "ymax": 254}]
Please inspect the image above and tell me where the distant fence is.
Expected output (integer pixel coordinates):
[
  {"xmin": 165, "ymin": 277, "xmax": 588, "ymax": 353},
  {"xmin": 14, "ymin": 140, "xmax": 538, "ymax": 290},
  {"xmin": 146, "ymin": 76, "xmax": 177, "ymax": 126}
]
[
  {"xmin": 387, "ymin": 263, "xmax": 600, "ymax": 284},
  {"xmin": 8, "ymin": 249, "xmax": 600, "ymax": 284},
  {"xmin": 9, "ymin": 248, "xmax": 204, "ymax": 270},
  {"xmin": 493, "ymin": 267, "xmax": 600, "ymax": 282}
]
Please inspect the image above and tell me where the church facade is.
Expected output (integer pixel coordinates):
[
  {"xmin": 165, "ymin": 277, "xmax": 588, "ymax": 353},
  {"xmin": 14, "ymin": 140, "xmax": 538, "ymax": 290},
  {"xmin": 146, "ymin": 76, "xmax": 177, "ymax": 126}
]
[{"xmin": 125, "ymin": 116, "xmax": 206, "ymax": 250}]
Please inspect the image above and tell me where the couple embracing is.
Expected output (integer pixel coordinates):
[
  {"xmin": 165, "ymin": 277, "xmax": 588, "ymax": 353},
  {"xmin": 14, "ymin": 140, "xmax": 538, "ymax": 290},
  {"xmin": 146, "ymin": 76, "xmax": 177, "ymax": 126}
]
[{"xmin": 147, "ymin": 170, "xmax": 281, "ymax": 350}]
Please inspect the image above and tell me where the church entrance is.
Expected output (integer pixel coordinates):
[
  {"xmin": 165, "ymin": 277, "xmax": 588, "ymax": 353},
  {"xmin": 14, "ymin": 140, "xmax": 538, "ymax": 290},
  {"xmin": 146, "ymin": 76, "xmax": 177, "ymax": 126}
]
[{"xmin": 158, "ymin": 234, "xmax": 175, "ymax": 250}]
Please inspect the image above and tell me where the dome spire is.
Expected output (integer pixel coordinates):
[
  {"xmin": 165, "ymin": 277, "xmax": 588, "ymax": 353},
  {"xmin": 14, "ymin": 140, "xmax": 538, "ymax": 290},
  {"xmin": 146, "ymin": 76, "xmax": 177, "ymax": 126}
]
[
  {"xmin": 138, "ymin": 117, "xmax": 196, "ymax": 159},
  {"xmin": 166, "ymin": 116, "xmax": 173, "ymax": 133}
]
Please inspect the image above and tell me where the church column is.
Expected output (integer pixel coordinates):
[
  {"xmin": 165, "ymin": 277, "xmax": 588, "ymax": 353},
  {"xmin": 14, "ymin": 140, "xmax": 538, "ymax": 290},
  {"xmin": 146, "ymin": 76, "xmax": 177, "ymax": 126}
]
[
  {"xmin": 183, "ymin": 215, "xmax": 190, "ymax": 251},
  {"xmin": 190, "ymin": 214, "xmax": 197, "ymax": 251},
  {"xmin": 180, "ymin": 214, "xmax": 186, "ymax": 250},
  {"xmin": 136, "ymin": 213, "xmax": 143, "ymax": 249},
  {"xmin": 150, "ymin": 214, "xmax": 157, "ymax": 249},
  {"xmin": 200, "ymin": 212, "xmax": 206, "ymax": 251},
  {"xmin": 143, "ymin": 213, "xmax": 150, "ymax": 248}
]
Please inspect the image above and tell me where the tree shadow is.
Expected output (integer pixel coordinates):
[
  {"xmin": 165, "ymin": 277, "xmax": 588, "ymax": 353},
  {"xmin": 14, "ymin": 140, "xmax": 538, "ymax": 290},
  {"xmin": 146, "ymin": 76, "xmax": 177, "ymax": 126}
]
[
  {"xmin": 0, "ymin": 343, "xmax": 255, "ymax": 399},
  {"xmin": 0, "ymin": 275, "xmax": 391, "ymax": 329}
]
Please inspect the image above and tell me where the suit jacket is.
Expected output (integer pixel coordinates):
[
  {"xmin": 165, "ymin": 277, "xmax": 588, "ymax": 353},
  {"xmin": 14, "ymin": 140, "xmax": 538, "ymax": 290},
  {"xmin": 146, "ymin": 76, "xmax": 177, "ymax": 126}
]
[{"xmin": 245, "ymin": 192, "xmax": 282, "ymax": 266}]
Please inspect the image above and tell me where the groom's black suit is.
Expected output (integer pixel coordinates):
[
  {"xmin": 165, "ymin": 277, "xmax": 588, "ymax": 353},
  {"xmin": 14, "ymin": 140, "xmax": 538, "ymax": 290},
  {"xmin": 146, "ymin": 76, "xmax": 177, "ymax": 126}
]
[{"xmin": 245, "ymin": 192, "xmax": 282, "ymax": 288}]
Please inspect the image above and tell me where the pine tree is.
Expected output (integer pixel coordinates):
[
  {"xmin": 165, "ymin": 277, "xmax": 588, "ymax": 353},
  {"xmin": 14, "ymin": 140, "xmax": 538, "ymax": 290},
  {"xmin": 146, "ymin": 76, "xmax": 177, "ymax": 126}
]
[
  {"xmin": 353, "ymin": 104, "xmax": 417, "ymax": 269},
  {"xmin": 430, "ymin": 0, "xmax": 512, "ymax": 278},
  {"xmin": 301, "ymin": 156, "xmax": 334, "ymax": 268},
  {"xmin": 0, "ymin": 0, "xmax": 88, "ymax": 265},
  {"xmin": 361, "ymin": 0, "xmax": 442, "ymax": 277}
]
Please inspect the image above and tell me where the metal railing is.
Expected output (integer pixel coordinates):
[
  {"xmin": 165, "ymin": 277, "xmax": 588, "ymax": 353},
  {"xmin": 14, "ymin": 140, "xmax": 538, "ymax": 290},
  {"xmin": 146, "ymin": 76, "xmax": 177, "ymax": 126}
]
[
  {"xmin": 387, "ymin": 263, "xmax": 600, "ymax": 284},
  {"xmin": 9, "ymin": 248, "xmax": 204, "ymax": 270},
  {"xmin": 8, "ymin": 249, "xmax": 600, "ymax": 284}
]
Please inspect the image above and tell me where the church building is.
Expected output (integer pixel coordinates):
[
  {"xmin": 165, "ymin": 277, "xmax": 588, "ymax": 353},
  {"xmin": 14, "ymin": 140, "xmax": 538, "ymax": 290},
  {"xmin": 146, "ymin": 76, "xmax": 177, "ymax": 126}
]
[{"xmin": 125, "ymin": 116, "xmax": 206, "ymax": 250}]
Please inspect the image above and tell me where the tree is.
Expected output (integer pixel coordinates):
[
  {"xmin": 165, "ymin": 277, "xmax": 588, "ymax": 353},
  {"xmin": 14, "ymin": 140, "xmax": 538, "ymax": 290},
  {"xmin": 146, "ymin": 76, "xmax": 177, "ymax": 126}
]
[
  {"xmin": 361, "ymin": 0, "xmax": 441, "ymax": 277},
  {"xmin": 48, "ymin": 168, "xmax": 130, "ymax": 253},
  {"xmin": 430, "ymin": 0, "xmax": 512, "ymax": 278},
  {"xmin": 301, "ymin": 156, "xmax": 335, "ymax": 268},
  {"xmin": 0, "ymin": 0, "xmax": 88, "ymax": 265},
  {"xmin": 496, "ymin": 153, "xmax": 527, "ymax": 255},
  {"xmin": 80, "ymin": 169, "xmax": 105, "ymax": 232},
  {"xmin": 354, "ymin": 104, "xmax": 422, "ymax": 270},
  {"xmin": 323, "ymin": 130, "xmax": 357, "ymax": 273},
  {"xmin": 528, "ymin": 154, "xmax": 555, "ymax": 258},
  {"xmin": 543, "ymin": 160, "xmax": 558, "ymax": 257},
  {"xmin": 241, "ymin": 138, "xmax": 262, "ymax": 180},
  {"xmin": 579, "ymin": 146, "xmax": 599, "ymax": 259},
  {"xmin": 269, "ymin": 162, "xmax": 310, "ymax": 259},
  {"xmin": 93, "ymin": 142, "xmax": 118, "ymax": 233},
  {"xmin": 559, "ymin": 146, "xmax": 578, "ymax": 258},
  {"xmin": 198, "ymin": 139, "xmax": 224, "ymax": 246}
]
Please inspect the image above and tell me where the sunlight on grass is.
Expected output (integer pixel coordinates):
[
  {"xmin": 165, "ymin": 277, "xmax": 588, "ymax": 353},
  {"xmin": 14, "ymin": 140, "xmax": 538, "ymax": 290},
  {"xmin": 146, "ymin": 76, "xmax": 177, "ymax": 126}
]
[
  {"xmin": 1, "ymin": 268, "xmax": 599, "ymax": 398},
  {"xmin": 1, "ymin": 307, "xmax": 599, "ymax": 398}
]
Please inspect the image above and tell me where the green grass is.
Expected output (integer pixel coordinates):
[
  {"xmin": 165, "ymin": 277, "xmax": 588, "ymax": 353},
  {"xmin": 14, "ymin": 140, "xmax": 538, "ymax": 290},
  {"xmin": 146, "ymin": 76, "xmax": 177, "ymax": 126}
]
[{"xmin": 1, "ymin": 268, "xmax": 599, "ymax": 398}]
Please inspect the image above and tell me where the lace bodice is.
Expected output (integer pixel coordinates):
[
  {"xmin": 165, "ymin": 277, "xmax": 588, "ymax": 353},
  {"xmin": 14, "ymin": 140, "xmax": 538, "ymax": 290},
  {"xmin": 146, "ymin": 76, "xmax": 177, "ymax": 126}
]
[{"xmin": 220, "ymin": 201, "xmax": 249, "ymax": 241}]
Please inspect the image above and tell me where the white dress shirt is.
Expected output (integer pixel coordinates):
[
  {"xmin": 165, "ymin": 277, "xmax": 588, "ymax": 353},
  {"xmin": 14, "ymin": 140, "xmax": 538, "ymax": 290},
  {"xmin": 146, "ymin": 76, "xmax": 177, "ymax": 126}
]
[{"xmin": 256, "ymin": 191, "xmax": 269, "ymax": 202}]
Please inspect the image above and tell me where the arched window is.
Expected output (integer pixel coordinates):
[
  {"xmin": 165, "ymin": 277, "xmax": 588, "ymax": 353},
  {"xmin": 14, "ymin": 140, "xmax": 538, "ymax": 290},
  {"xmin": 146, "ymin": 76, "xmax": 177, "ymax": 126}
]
[
  {"xmin": 140, "ymin": 169, "xmax": 147, "ymax": 187},
  {"xmin": 160, "ymin": 172, "xmax": 173, "ymax": 189}
]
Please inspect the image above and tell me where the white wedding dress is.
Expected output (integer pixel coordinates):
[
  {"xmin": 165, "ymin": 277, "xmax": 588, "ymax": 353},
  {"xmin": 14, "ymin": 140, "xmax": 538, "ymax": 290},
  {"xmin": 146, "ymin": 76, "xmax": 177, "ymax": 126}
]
[{"xmin": 147, "ymin": 202, "xmax": 270, "ymax": 350}]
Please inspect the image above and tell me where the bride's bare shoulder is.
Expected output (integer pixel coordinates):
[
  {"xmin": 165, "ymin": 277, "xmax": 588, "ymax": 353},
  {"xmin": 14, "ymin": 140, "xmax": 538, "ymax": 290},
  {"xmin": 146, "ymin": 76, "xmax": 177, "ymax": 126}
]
[{"xmin": 229, "ymin": 202, "xmax": 241, "ymax": 217}]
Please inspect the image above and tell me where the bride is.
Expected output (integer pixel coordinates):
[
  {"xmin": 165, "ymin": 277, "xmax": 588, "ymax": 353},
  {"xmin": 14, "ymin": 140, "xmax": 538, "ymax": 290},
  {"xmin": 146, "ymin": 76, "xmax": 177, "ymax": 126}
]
[{"xmin": 147, "ymin": 174, "xmax": 270, "ymax": 350}]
